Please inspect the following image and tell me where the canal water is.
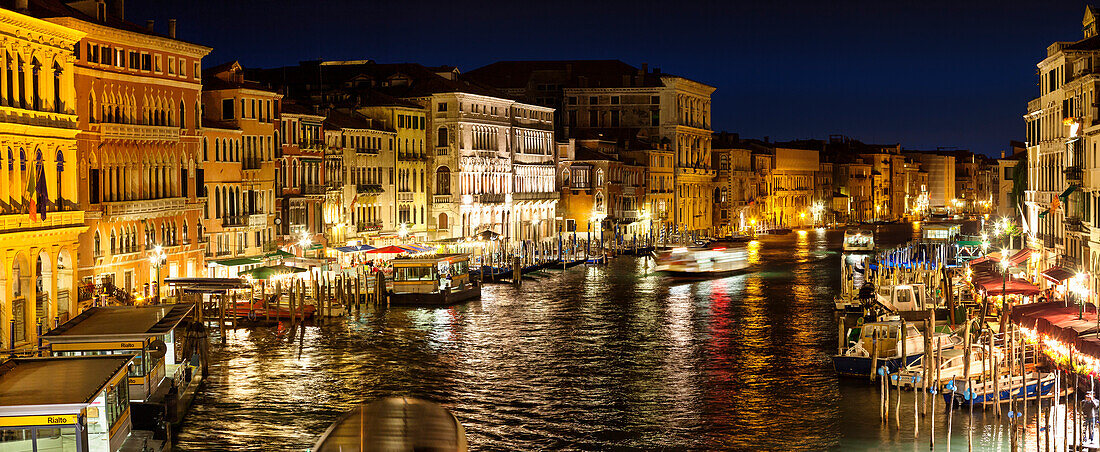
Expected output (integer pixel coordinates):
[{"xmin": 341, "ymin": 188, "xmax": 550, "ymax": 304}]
[{"xmin": 178, "ymin": 222, "xmax": 1052, "ymax": 451}]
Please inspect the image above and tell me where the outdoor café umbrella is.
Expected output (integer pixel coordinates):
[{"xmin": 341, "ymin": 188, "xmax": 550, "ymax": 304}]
[{"xmin": 242, "ymin": 264, "xmax": 307, "ymax": 280}]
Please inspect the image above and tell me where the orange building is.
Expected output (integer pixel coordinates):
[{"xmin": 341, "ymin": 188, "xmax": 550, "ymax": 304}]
[
  {"xmin": 200, "ymin": 61, "xmax": 280, "ymax": 276},
  {"xmin": 42, "ymin": 4, "xmax": 211, "ymax": 300}
]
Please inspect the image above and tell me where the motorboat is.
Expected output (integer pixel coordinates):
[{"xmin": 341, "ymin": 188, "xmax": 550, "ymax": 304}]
[
  {"xmin": 654, "ymin": 247, "xmax": 750, "ymax": 279},
  {"xmin": 389, "ymin": 254, "xmax": 481, "ymax": 307},
  {"xmin": 842, "ymin": 230, "xmax": 875, "ymax": 252},
  {"xmin": 891, "ymin": 345, "xmax": 1001, "ymax": 389},
  {"xmin": 944, "ymin": 371, "xmax": 1056, "ymax": 406},
  {"xmin": 832, "ymin": 319, "xmax": 961, "ymax": 378}
]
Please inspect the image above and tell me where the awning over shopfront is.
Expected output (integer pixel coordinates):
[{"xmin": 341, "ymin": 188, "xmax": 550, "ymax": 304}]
[
  {"xmin": 975, "ymin": 277, "xmax": 1041, "ymax": 296},
  {"xmin": 1010, "ymin": 301, "xmax": 1100, "ymax": 356},
  {"xmin": 265, "ymin": 249, "xmax": 295, "ymax": 259},
  {"xmin": 366, "ymin": 245, "xmax": 409, "ymax": 254},
  {"xmin": 1041, "ymin": 266, "xmax": 1074, "ymax": 284},
  {"xmin": 212, "ymin": 256, "xmax": 263, "ymax": 267},
  {"xmin": 334, "ymin": 245, "xmax": 376, "ymax": 253}
]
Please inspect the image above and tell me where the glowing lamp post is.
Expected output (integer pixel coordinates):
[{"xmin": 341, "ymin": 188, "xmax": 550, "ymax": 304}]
[{"xmin": 148, "ymin": 245, "xmax": 167, "ymax": 304}]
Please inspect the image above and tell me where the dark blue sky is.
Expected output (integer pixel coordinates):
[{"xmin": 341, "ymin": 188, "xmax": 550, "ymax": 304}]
[{"xmin": 130, "ymin": 0, "xmax": 1086, "ymax": 156}]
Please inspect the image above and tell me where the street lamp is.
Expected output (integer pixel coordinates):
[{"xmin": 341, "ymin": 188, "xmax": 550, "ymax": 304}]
[
  {"xmin": 147, "ymin": 245, "xmax": 167, "ymax": 304},
  {"xmin": 298, "ymin": 230, "xmax": 312, "ymax": 255},
  {"xmin": 1000, "ymin": 248, "xmax": 1010, "ymax": 316}
]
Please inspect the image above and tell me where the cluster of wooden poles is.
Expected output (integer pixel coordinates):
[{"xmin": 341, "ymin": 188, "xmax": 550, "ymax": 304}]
[
  {"xmin": 199, "ymin": 268, "xmax": 389, "ymax": 343},
  {"xmin": 871, "ymin": 307, "xmax": 1095, "ymax": 451}
]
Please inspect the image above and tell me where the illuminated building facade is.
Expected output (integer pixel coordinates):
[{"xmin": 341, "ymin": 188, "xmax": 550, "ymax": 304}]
[
  {"xmin": 0, "ymin": 5, "xmax": 84, "ymax": 350},
  {"xmin": 44, "ymin": 4, "xmax": 211, "ymax": 303},
  {"xmin": 200, "ymin": 61, "xmax": 279, "ymax": 276},
  {"xmin": 276, "ymin": 103, "xmax": 325, "ymax": 253}
]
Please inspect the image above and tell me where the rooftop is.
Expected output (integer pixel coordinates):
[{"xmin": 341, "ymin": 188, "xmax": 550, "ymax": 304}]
[
  {"xmin": 0, "ymin": 356, "xmax": 131, "ymax": 407},
  {"xmin": 43, "ymin": 304, "xmax": 194, "ymax": 339}
]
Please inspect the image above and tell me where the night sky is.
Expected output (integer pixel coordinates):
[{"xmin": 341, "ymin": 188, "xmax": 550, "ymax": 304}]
[{"xmin": 129, "ymin": 0, "xmax": 1086, "ymax": 157}]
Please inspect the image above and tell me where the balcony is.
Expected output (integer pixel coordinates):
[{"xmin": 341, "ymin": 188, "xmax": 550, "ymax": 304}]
[
  {"xmin": 1027, "ymin": 98, "xmax": 1041, "ymax": 113},
  {"xmin": 99, "ymin": 123, "xmax": 180, "ymax": 143},
  {"xmin": 356, "ymin": 148, "xmax": 380, "ymax": 155},
  {"xmin": 622, "ymin": 210, "xmax": 642, "ymax": 221},
  {"xmin": 512, "ymin": 191, "xmax": 559, "ymax": 201},
  {"xmin": 302, "ymin": 184, "xmax": 326, "ymax": 195},
  {"xmin": 478, "ymin": 193, "xmax": 506, "ymax": 204},
  {"xmin": 1065, "ymin": 166, "xmax": 1084, "ymax": 181},
  {"xmin": 248, "ymin": 213, "xmax": 268, "ymax": 228},
  {"xmin": 398, "ymin": 152, "xmax": 429, "ymax": 161},
  {"xmin": 436, "ymin": 147, "xmax": 450, "ymax": 156},
  {"xmin": 397, "ymin": 192, "xmax": 414, "ymax": 203},
  {"xmin": 1066, "ymin": 216, "xmax": 1087, "ymax": 233},
  {"xmin": 356, "ymin": 184, "xmax": 383, "ymax": 194},
  {"xmin": 103, "ymin": 197, "xmax": 185, "ymax": 222},
  {"xmin": 0, "ymin": 106, "xmax": 78, "ymax": 130},
  {"xmin": 357, "ymin": 222, "xmax": 382, "ymax": 233},
  {"xmin": 0, "ymin": 210, "xmax": 84, "ymax": 232},
  {"xmin": 432, "ymin": 194, "xmax": 452, "ymax": 204},
  {"xmin": 221, "ymin": 215, "xmax": 247, "ymax": 227}
]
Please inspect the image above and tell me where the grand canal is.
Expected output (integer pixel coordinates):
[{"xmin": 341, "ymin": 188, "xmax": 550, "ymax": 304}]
[{"xmin": 178, "ymin": 222, "xmax": 1044, "ymax": 450}]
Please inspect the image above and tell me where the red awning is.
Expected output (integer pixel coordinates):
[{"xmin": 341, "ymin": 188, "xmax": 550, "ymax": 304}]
[
  {"xmin": 1041, "ymin": 266, "xmax": 1074, "ymax": 284},
  {"xmin": 1007, "ymin": 249, "xmax": 1033, "ymax": 266},
  {"xmin": 1010, "ymin": 301, "xmax": 1100, "ymax": 351},
  {"xmin": 977, "ymin": 278, "xmax": 1041, "ymax": 296}
]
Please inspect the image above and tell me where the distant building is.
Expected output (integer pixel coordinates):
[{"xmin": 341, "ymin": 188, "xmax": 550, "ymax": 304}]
[
  {"xmin": 996, "ymin": 141, "xmax": 1026, "ymax": 218},
  {"xmin": 465, "ymin": 60, "xmax": 717, "ymax": 235}
]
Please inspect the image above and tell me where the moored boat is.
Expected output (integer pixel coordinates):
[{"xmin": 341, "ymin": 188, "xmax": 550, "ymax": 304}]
[
  {"xmin": 832, "ymin": 320, "xmax": 961, "ymax": 378},
  {"xmin": 943, "ymin": 372, "xmax": 1056, "ymax": 406},
  {"xmin": 389, "ymin": 254, "xmax": 481, "ymax": 307},
  {"xmin": 842, "ymin": 229, "xmax": 875, "ymax": 252},
  {"xmin": 891, "ymin": 345, "xmax": 1001, "ymax": 389}
]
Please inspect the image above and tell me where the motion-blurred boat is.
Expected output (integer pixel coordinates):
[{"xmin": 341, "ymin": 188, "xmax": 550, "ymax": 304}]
[{"xmin": 654, "ymin": 247, "xmax": 750, "ymax": 279}]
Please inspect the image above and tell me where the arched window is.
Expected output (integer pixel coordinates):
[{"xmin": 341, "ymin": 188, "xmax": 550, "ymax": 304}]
[
  {"xmin": 595, "ymin": 191, "xmax": 604, "ymax": 212},
  {"xmin": 214, "ymin": 186, "xmax": 221, "ymax": 218},
  {"xmin": 436, "ymin": 127, "xmax": 447, "ymax": 146},
  {"xmin": 94, "ymin": 231, "xmax": 102, "ymax": 256},
  {"xmin": 179, "ymin": 101, "xmax": 185, "ymax": 129},
  {"xmin": 203, "ymin": 138, "xmax": 208, "ymax": 161},
  {"xmin": 436, "ymin": 166, "xmax": 451, "ymax": 195},
  {"xmin": 110, "ymin": 230, "xmax": 116, "ymax": 255}
]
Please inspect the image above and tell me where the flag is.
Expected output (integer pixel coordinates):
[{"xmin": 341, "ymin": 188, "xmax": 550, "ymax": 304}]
[
  {"xmin": 1050, "ymin": 196, "xmax": 1060, "ymax": 214},
  {"xmin": 36, "ymin": 164, "xmax": 47, "ymax": 220},
  {"xmin": 25, "ymin": 163, "xmax": 36, "ymax": 221}
]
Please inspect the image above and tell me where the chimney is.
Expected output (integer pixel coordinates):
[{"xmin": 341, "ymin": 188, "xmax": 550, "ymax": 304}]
[
  {"xmin": 108, "ymin": 0, "xmax": 123, "ymax": 20},
  {"xmin": 641, "ymin": 63, "xmax": 648, "ymax": 74},
  {"xmin": 168, "ymin": 19, "xmax": 177, "ymax": 39},
  {"xmin": 565, "ymin": 63, "xmax": 573, "ymax": 79},
  {"xmin": 15, "ymin": 0, "xmax": 27, "ymax": 12},
  {"xmin": 1000, "ymin": 150, "xmax": 1006, "ymax": 159},
  {"xmin": 146, "ymin": 20, "xmax": 154, "ymax": 32}
]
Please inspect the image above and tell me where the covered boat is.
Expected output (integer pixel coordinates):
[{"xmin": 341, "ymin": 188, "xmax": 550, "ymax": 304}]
[
  {"xmin": 891, "ymin": 345, "xmax": 1001, "ymax": 389},
  {"xmin": 843, "ymin": 230, "xmax": 875, "ymax": 252},
  {"xmin": 654, "ymin": 247, "xmax": 750, "ymax": 279},
  {"xmin": 389, "ymin": 254, "xmax": 481, "ymax": 307},
  {"xmin": 832, "ymin": 320, "xmax": 961, "ymax": 378}
]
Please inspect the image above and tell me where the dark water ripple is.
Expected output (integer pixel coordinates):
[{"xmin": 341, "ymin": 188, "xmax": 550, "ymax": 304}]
[{"xmin": 180, "ymin": 224, "xmax": 1031, "ymax": 451}]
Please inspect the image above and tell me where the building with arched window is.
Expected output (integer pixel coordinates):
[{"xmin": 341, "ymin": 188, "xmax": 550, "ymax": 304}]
[
  {"xmin": 0, "ymin": 6, "xmax": 84, "ymax": 351},
  {"xmin": 44, "ymin": 1, "xmax": 212, "ymax": 304},
  {"xmin": 200, "ymin": 61, "xmax": 280, "ymax": 276}
]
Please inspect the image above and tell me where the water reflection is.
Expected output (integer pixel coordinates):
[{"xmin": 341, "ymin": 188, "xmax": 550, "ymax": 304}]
[{"xmin": 179, "ymin": 223, "xmax": 1019, "ymax": 451}]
